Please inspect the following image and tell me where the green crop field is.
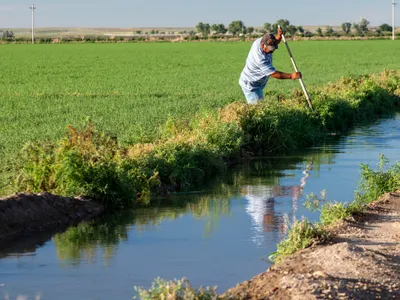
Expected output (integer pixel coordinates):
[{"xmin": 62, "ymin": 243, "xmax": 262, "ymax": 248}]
[{"xmin": 1, "ymin": 40, "xmax": 400, "ymax": 194}]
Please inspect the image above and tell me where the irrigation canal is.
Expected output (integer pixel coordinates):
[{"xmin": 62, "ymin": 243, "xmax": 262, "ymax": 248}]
[{"xmin": 1, "ymin": 113, "xmax": 400, "ymax": 299}]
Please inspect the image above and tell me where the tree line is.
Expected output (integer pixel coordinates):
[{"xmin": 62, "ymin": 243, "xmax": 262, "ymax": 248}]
[
  {"xmin": 0, "ymin": 30, "xmax": 15, "ymax": 40},
  {"xmin": 195, "ymin": 19, "xmax": 396, "ymax": 38}
]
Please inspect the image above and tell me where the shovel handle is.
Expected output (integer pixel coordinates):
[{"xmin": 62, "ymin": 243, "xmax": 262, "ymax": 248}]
[{"xmin": 278, "ymin": 25, "xmax": 314, "ymax": 112}]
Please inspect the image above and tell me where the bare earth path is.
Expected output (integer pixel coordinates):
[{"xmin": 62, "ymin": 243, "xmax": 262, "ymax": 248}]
[{"xmin": 224, "ymin": 191, "xmax": 400, "ymax": 299}]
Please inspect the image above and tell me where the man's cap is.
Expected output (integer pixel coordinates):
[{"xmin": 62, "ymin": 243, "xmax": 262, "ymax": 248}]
[{"xmin": 261, "ymin": 33, "xmax": 278, "ymax": 51}]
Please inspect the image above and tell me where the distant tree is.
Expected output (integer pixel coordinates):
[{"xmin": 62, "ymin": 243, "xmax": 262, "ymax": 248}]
[
  {"xmin": 196, "ymin": 22, "xmax": 204, "ymax": 33},
  {"xmin": 304, "ymin": 31, "xmax": 314, "ymax": 37},
  {"xmin": 150, "ymin": 30, "xmax": 156, "ymax": 34},
  {"xmin": 228, "ymin": 20, "xmax": 245, "ymax": 35},
  {"xmin": 264, "ymin": 22, "xmax": 272, "ymax": 32},
  {"xmin": 379, "ymin": 23, "xmax": 393, "ymax": 32},
  {"xmin": 210, "ymin": 24, "xmax": 227, "ymax": 34},
  {"xmin": 135, "ymin": 30, "xmax": 142, "ymax": 34},
  {"xmin": 352, "ymin": 23, "xmax": 362, "ymax": 35},
  {"xmin": 272, "ymin": 19, "xmax": 291, "ymax": 34},
  {"xmin": 216, "ymin": 24, "xmax": 227, "ymax": 34},
  {"xmin": 359, "ymin": 18, "xmax": 370, "ymax": 33},
  {"xmin": 316, "ymin": 27, "xmax": 323, "ymax": 36},
  {"xmin": 246, "ymin": 27, "xmax": 255, "ymax": 35},
  {"xmin": 297, "ymin": 26, "xmax": 305, "ymax": 34},
  {"xmin": 286, "ymin": 25, "xmax": 298, "ymax": 36},
  {"xmin": 325, "ymin": 26, "xmax": 334, "ymax": 36},
  {"xmin": 1, "ymin": 30, "xmax": 14, "ymax": 39},
  {"xmin": 202, "ymin": 23, "xmax": 210, "ymax": 37},
  {"xmin": 196, "ymin": 22, "xmax": 210, "ymax": 37},
  {"xmin": 341, "ymin": 22, "xmax": 352, "ymax": 34}
]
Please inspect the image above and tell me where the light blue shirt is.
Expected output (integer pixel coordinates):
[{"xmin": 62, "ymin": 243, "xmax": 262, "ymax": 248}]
[{"xmin": 239, "ymin": 38, "xmax": 276, "ymax": 91}]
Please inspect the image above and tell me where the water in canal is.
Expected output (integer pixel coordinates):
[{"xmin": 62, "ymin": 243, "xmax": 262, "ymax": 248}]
[{"xmin": 1, "ymin": 113, "xmax": 400, "ymax": 300}]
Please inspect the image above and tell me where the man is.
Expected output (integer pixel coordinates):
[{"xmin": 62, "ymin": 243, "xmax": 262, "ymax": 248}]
[{"xmin": 239, "ymin": 28, "xmax": 302, "ymax": 104}]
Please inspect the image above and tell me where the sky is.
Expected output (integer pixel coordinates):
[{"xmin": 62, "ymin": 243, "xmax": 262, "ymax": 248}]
[{"xmin": 0, "ymin": 0, "xmax": 398, "ymax": 28}]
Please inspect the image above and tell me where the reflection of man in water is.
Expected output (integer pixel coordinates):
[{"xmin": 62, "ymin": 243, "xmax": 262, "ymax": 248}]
[
  {"xmin": 242, "ymin": 185, "xmax": 301, "ymax": 247},
  {"xmin": 243, "ymin": 186, "xmax": 282, "ymax": 246},
  {"xmin": 243, "ymin": 160, "xmax": 313, "ymax": 246}
]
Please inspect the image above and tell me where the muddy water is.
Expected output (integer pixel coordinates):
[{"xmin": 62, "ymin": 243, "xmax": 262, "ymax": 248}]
[{"xmin": 1, "ymin": 113, "xmax": 399, "ymax": 300}]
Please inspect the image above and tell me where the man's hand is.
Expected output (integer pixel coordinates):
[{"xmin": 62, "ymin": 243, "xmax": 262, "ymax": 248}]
[
  {"xmin": 276, "ymin": 27, "xmax": 284, "ymax": 43},
  {"xmin": 278, "ymin": 27, "xmax": 284, "ymax": 37},
  {"xmin": 291, "ymin": 72, "xmax": 302, "ymax": 80}
]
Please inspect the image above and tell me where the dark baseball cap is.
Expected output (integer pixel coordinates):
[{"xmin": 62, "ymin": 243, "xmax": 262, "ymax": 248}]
[{"xmin": 261, "ymin": 33, "xmax": 278, "ymax": 52}]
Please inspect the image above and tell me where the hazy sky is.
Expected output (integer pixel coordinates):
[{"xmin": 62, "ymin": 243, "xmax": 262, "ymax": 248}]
[{"xmin": 0, "ymin": 0, "xmax": 397, "ymax": 28}]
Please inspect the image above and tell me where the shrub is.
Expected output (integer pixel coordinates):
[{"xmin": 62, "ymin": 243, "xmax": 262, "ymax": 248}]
[
  {"xmin": 273, "ymin": 220, "xmax": 328, "ymax": 263},
  {"xmin": 134, "ymin": 278, "xmax": 219, "ymax": 300}
]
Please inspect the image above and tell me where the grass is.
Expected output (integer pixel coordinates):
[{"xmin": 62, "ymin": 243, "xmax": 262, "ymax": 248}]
[
  {"xmin": 1, "ymin": 40, "xmax": 400, "ymax": 152},
  {"xmin": 1, "ymin": 41, "xmax": 400, "ymax": 196},
  {"xmin": 10, "ymin": 70, "xmax": 400, "ymax": 208}
]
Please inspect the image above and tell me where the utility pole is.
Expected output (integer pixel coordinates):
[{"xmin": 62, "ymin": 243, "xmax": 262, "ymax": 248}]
[
  {"xmin": 29, "ymin": 4, "xmax": 36, "ymax": 44},
  {"xmin": 393, "ymin": 0, "xmax": 397, "ymax": 40}
]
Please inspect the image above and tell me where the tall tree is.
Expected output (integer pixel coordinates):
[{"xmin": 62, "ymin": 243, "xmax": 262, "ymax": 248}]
[
  {"xmin": 359, "ymin": 18, "xmax": 370, "ymax": 33},
  {"xmin": 341, "ymin": 22, "xmax": 352, "ymax": 34},
  {"xmin": 316, "ymin": 27, "xmax": 323, "ymax": 37},
  {"xmin": 196, "ymin": 22, "xmax": 210, "ymax": 37},
  {"xmin": 352, "ymin": 23, "xmax": 362, "ymax": 35},
  {"xmin": 272, "ymin": 19, "xmax": 290, "ymax": 34},
  {"xmin": 286, "ymin": 25, "xmax": 298, "ymax": 36},
  {"xmin": 228, "ymin": 20, "xmax": 245, "ymax": 35},
  {"xmin": 246, "ymin": 27, "xmax": 255, "ymax": 35},
  {"xmin": 196, "ymin": 22, "xmax": 204, "ymax": 34},
  {"xmin": 264, "ymin": 22, "xmax": 272, "ymax": 32},
  {"xmin": 216, "ymin": 24, "xmax": 227, "ymax": 34}
]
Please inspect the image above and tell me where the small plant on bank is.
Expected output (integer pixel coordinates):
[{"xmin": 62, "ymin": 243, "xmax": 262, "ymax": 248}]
[
  {"xmin": 272, "ymin": 219, "xmax": 328, "ymax": 263},
  {"xmin": 304, "ymin": 190, "xmax": 357, "ymax": 225},
  {"xmin": 356, "ymin": 154, "xmax": 400, "ymax": 205},
  {"xmin": 134, "ymin": 277, "xmax": 220, "ymax": 300}
]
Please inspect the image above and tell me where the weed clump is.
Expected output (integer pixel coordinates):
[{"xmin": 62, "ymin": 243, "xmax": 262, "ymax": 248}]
[
  {"xmin": 134, "ymin": 277, "xmax": 220, "ymax": 300},
  {"xmin": 272, "ymin": 220, "xmax": 328, "ymax": 263}
]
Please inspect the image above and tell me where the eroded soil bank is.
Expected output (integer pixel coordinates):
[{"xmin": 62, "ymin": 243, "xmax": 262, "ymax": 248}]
[
  {"xmin": 0, "ymin": 193, "xmax": 104, "ymax": 244},
  {"xmin": 223, "ymin": 191, "xmax": 400, "ymax": 300}
]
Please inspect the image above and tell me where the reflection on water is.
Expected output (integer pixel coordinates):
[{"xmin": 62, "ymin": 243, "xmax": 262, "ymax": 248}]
[
  {"xmin": 1, "ymin": 114, "xmax": 399, "ymax": 299},
  {"xmin": 53, "ymin": 196, "xmax": 233, "ymax": 266},
  {"xmin": 51, "ymin": 151, "xmax": 326, "ymax": 265}
]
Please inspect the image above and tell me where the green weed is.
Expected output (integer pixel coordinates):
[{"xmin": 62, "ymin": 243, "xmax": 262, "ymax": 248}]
[
  {"xmin": 134, "ymin": 278, "xmax": 220, "ymax": 300},
  {"xmin": 356, "ymin": 154, "xmax": 400, "ymax": 205},
  {"xmin": 272, "ymin": 219, "xmax": 328, "ymax": 263}
]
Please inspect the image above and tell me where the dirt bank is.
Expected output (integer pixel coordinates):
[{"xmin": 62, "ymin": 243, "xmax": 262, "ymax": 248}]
[
  {"xmin": 0, "ymin": 192, "xmax": 104, "ymax": 244},
  {"xmin": 223, "ymin": 191, "xmax": 400, "ymax": 299}
]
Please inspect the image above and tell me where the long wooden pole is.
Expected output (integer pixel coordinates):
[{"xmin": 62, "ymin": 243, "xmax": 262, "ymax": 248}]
[{"xmin": 278, "ymin": 25, "xmax": 314, "ymax": 112}]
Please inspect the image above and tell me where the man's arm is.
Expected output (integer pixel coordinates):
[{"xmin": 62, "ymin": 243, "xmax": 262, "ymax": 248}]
[{"xmin": 270, "ymin": 71, "xmax": 302, "ymax": 80}]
